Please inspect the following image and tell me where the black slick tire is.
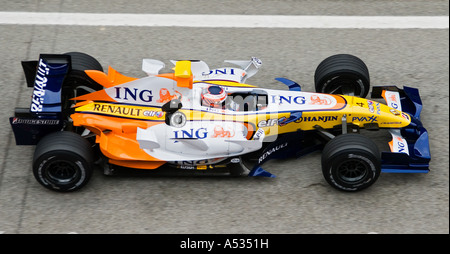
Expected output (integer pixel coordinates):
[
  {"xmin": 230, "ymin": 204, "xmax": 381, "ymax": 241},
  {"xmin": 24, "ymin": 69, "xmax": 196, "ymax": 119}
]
[
  {"xmin": 61, "ymin": 52, "xmax": 104, "ymax": 133},
  {"xmin": 314, "ymin": 54, "xmax": 370, "ymax": 98},
  {"xmin": 65, "ymin": 52, "xmax": 103, "ymax": 72},
  {"xmin": 321, "ymin": 134, "xmax": 381, "ymax": 192},
  {"xmin": 61, "ymin": 52, "xmax": 104, "ymax": 107},
  {"xmin": 33, "ymin": 131, "xmax": 94, "ymax": 192},
  {"xmin": 63, "ymin": 52, "xmax": 104, "ymax": 93}
]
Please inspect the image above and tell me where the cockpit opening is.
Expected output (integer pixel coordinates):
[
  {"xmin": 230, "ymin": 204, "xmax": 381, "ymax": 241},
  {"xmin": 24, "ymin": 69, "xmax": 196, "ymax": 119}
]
[
  {"xmin": 226, "ymin": 90, "xmax": 268, "ymax": 112},
  {"xmin": 200, "ymin": 85, "xmax": 268, "ymax": 112}
]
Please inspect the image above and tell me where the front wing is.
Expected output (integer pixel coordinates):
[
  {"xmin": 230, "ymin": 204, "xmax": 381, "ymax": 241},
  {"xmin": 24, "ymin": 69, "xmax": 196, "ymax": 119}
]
[{"xmin": 372, "ymin": 86, "xmax": 431, "ymax": 173}]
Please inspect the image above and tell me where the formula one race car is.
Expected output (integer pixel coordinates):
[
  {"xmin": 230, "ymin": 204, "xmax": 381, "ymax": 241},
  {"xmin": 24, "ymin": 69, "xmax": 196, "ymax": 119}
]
[{"xmin": 10, "ymin": 52, "xmax": 431, "ymax": 192}]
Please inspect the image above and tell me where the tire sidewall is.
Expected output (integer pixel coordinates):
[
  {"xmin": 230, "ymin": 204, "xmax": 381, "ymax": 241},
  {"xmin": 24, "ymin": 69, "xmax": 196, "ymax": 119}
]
[
  {"xmin": 314, "ymin": 54, "xmax": 370, "ymax": 98},
  {"xmin": 33, "ymin": 150, "xmax": 92, "ymax": 192},
  {"xmin": 323, "ymin": 150, "xmax": 380, "ymax": 192}
]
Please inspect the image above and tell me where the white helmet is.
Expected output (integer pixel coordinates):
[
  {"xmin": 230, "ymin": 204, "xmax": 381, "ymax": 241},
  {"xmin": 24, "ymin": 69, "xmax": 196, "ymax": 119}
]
[{"xmin": 201, "ymin": 85, "xmax": 227, "ymax": 108}]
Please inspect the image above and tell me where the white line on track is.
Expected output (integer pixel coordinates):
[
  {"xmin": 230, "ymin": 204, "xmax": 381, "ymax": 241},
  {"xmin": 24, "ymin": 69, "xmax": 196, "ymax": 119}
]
[{"xmin": 0, "ymin": 12, "xmax": 448, "ymax": 29}]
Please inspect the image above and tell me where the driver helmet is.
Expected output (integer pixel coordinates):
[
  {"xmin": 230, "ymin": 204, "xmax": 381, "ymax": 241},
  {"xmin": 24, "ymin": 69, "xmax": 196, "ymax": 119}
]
[{"xmin": 202, "ymin": 85, "xmax": 227, "ymax": 108}]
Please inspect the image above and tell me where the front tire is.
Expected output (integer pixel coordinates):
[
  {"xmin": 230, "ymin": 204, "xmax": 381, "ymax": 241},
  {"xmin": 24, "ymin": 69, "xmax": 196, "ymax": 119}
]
[
  {"xmin": 33, "ymin": 131, "xmax": 94, "ymax": 192},
  {"xmin": 321, "ymin": 134, "xmax": 381, "ymax": 192},
  {"xmin": 314, "ymin": 54, "xmax": 370, "ymax": 98}
]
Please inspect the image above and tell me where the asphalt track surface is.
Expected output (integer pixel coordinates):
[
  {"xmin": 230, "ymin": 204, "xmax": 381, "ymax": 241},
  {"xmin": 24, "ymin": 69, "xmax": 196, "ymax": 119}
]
[{"xmin": 0, "ymin": 1, "xmax": 448, "ymax": 236}]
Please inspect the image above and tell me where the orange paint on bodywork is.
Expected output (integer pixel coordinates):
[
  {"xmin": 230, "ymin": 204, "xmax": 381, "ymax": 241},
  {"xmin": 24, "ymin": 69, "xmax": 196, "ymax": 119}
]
[
  {"xmin": 71, "ymin": 113, "xmax": 166, "ymax": 169},
  {"xmin": 108, "ymin": 160, "xmax": 166, "ymax": 169},
  {"xmin": 71, "ymin": 67, "xmax": 138, "ymax": 102},
  {"xmin": 157, "ymin": 73, "xmax": 193, "ymax": 89},
  {"xmin": 71, "ymin": 89, "xmax": 116, "ymax": 102},
  {"xmin": 86, "ymin": 66, "xmax": 138, "ymax": 88}
]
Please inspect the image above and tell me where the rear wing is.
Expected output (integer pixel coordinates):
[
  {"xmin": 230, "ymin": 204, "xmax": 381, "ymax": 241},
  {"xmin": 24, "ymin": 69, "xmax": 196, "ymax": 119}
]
[
  {"xmin": 21, "ymin": 54, "xmax": 71, "ymax": 116},
  {"xmin": 10, "ymin": 54, "xmax": 70, "ymax": 145}
]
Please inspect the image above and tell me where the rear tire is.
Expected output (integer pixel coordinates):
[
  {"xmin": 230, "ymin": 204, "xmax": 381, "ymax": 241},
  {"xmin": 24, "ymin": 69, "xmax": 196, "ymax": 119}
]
[
  {"xmin": 321, "ymin": 134, "xmax": 381, "ymax": 192},
  {"xmin": 65, "ymin": 52, "xmax": 103, "ymax": 72},
  {"xmin": 314, "ymin": 54, "xmax": 370, "ymax": 98},
  {"xmin": 33, "ymin": 131, "xmax": 94, "ymax": 192},
  {"xmin": 63, "ymin": 52, "xmax": 104, "ymax": 94},
  {"xmin": 62, "ymin": 52, "xmax": 104, "ymax": 134}
]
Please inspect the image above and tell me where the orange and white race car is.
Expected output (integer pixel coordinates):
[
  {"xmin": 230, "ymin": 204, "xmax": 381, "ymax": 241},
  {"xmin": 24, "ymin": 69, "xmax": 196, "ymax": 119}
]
[{"xmin": 10, "ymin": 52, "xmax": 430, "ymax": 192}]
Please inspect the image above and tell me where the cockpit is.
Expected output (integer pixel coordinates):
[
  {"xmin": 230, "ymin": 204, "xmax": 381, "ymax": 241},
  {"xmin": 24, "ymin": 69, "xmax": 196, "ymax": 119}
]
[{"xmin": 201, "ymin": 85, "xmax": 268, "ymax": 112}]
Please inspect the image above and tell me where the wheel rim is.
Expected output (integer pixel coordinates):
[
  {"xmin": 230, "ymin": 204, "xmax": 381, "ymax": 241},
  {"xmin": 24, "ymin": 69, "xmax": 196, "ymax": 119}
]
[
  {"xmin": 44, "ymin": 160, "xmax": 80, "ymax": 185},
  {"xmin": 322, "ymin": 75, "xmax": 365, "ymax": 97},
  {"xmin": 336, "ymin": 159, "xmax": 369, "ymax": 184}
]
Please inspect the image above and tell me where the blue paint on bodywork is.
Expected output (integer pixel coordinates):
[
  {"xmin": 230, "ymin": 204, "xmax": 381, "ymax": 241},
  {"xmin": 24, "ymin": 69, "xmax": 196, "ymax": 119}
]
[
  {"xmin": 30, "ymin": 55, "xmax": 70, "ymax": 115},
  {"xmin": 380, "ymin": 86, "xmax": 431, "ymax": 173},
  {"xmin": 248, "ymin": 166, "xmax": 276, "ymax": 177},
  {"xmin": 275, "ymin": 77, "xmax": 301, "ymax": 91}
]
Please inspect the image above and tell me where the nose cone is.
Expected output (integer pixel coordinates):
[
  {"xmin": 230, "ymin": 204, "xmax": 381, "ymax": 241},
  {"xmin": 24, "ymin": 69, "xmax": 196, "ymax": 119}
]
[
  {"xmin": 349, "ymin": 97, "xmax": 411, "ymax": 128},
  {"xmin": 376, "ymin": 102, "xmax": 411, "ymax": 128}
]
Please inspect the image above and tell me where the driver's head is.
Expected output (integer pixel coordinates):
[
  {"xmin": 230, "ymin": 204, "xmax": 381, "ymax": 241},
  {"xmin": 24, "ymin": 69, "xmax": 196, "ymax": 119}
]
[{"xmin": 202, "ymin": 85, "xmax": 227, "ymax": 108}]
